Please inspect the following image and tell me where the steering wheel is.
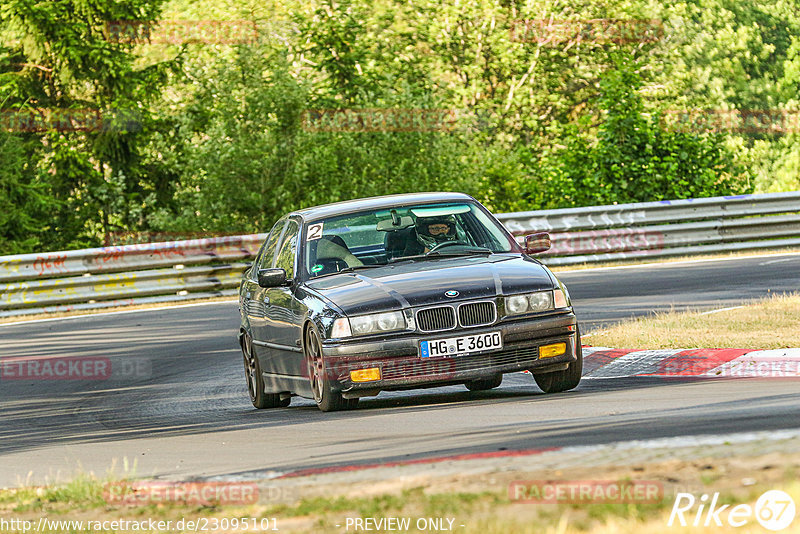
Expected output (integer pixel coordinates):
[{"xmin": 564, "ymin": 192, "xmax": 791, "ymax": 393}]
[{"xmin": 426, "ymin": 241, "xmax": 464, "ymax": 255}]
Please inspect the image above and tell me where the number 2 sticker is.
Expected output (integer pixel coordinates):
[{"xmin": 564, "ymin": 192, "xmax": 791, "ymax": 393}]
[{"xmin": 306, "ymin": 223, "xmax": 324, "ymax": 241}]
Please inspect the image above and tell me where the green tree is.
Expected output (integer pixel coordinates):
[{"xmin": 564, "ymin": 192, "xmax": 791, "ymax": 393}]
[
  {"xmin": 0, "ymin": 0, "xmax": 172, "ymax": 249},
  {"xmin": 545, "ymin": 56, "xmax": 748, "ymax": 207}
]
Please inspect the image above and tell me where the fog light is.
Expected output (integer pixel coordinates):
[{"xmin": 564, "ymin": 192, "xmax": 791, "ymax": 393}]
[
  {"xmin": 540, "ymin": 342, "xmax": 567, "ymax": 359},
  {"xmin": 350, "ymin": 368, "xmax": 381, "ymax": 382}
]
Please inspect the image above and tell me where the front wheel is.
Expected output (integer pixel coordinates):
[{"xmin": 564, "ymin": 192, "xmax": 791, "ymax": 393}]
[
  {"xmin": 533, "ymin": 329, "xmax": 583, "ymax": 393},
  {"xmin": 304, "ymin": 326, "xmax": 358, "ymax": 412},
  {"xmin": 242, "ymin": 331, "xmax": 290, "ymax": 409}
]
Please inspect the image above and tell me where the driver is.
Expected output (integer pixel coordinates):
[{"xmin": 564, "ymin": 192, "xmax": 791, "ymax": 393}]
[{"xmin": 403, "ymin": 215, "xmax": 459, "ymax": 255}]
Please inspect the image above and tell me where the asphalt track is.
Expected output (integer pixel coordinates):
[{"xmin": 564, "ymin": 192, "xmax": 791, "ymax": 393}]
[{"xmin": 0, "ymin": 253, "xmax": 798, "ymax": 486}]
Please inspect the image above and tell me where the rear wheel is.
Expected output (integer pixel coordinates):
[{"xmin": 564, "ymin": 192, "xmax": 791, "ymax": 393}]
[
  {"xmin": 304, "ymin": 325, "xmax": 358, "ymax": 412},
  {"xmin": 242, "ymin": 331, "xmax": 290, "ymax": 409},
  {"xmin": 533, "ymin": 329, "xmax": 583, "ymax": 393},
  {"xmin": 465, "ymin": 375, "xmax": 502, "ymax": 391}
]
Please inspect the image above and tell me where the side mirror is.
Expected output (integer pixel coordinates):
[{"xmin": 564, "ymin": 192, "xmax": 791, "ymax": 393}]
[
  {"xmin": 524, "ymin": 232, "xmax": 551, "ymax": 254},
  {"xmin": 257, "ymin": 268, "xmax": 288, "ymax": 288}
]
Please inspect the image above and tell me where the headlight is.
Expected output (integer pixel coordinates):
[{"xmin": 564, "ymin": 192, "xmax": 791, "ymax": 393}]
[
  {"xmin": 528, "ymin": 291, "xmax": 553, "ymax": 312},
  {"xmin": 350, "ymin": 315, "xmax": 376, "ymax": 335},
  {"xmin": 504, "ymin": 290, "xmax": 562, "ymax": 316},
  {"xmin": 338, "ymin": 311, "xmax": 407, "ymax": 337},
  {"xmin": 506, "ymin": 295, "xmax": 529, "ymax": 314}
]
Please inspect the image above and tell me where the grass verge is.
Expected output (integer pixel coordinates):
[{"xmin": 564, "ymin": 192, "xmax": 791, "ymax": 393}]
[
  {"xmin": 1, "ymin": 455, "xmax": 798, "ymax": 533},
  {"xmin": 585, "ymin": 293, "xmax": 800, "ymax": 350}
]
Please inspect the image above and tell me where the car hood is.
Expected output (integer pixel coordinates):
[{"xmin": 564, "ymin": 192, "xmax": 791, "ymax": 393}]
[{"xmin": 305, "ymin": 254, "xmax": 556, "ymax": 315}]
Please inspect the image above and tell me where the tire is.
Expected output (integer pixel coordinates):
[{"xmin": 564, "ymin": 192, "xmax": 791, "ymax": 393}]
[
  {"xmin": 242, "ymin": 331, "xmax": 290, "ymax": 409},
  {"xmin": 304, "ymin": 325, "xmax": 359, "ymax": 412},
  {"xmin": 465, "ymin": 375, "xmax": 502, "ymax": 391},
  {"xmin": 533, "ymin": 328, "xmax": 583, "ymax": 394}
]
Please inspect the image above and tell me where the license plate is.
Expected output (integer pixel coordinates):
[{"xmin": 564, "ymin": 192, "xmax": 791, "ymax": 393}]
[{"xmin": 420, "ymin": 331, "xmax": 502, "ymax": 358}]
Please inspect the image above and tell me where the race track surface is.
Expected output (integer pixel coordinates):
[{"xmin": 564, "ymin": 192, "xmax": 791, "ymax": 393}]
[{"xmin": 1, "ymin": 253, "xmax": 798, "ymax": 485}]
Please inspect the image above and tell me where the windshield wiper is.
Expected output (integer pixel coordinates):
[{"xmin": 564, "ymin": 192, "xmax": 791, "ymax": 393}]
[
  {"xmin": 336, "ymin": 263, "xmax": 388, "ymax": 274},
  {"xmin": 388, "ymin": 255, "xmax": 427, "ymax": 264},
  {"xmin": 310, "ymin": 263, "xmax": 387, "ymax": 279},
  {"xmin": 428, "ymin": 247, "xmax": 493, "ymax": 257},
  {"xmin": 388, "ymin": 248, "xmax": 494, "ymax": 263}
]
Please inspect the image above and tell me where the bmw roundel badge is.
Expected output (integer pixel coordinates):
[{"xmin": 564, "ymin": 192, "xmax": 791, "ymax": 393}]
[{"xmin": 445, "ymin": 290, "xmax": 459, "ymax": 298}]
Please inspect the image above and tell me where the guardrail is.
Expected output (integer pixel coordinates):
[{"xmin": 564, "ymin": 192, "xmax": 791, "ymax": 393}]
[
  {"xmin": 1, "ymin": 191, "xmax": 799, "ymax": 318},
  {"xmin": 496, "ymin": 191, "xmax": 800, "ymax": 265},
  {"xmin": 0, "ymin": 236, "xmax": 265, "ymax": 318}
]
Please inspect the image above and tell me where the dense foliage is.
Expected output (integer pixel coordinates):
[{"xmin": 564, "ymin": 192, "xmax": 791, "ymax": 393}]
[{"xmin": 1, "ymin": 0, "xmax": 798, "ymax": 251}]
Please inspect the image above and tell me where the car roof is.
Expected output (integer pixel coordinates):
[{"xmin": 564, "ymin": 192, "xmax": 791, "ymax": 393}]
[{"xmin": 291, "ymin": 192, "xmax": 476, "ymax": 222}]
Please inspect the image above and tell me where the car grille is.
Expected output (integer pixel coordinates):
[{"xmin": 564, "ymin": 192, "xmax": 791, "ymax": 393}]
[
  {"xmin": 379, "ymin": 345, "xmax": 540, "ymax": 381},
  {"xmin": 416, "ymin": 306, "xmax": 456, "ymax": 332},
  {"xmin": 458, "ymin": 301, "xmax": 496, "ymax": 327}
]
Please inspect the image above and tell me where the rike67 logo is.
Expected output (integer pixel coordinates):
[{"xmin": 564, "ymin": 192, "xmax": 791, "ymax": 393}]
[{"xmin": 668, "ymin": 490, "xmax": 796, "ymax": 531}]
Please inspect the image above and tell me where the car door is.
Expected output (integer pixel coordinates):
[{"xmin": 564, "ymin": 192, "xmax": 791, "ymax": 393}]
[
  {"xmin": 264, "ymin": 219, "xmax": 307, "ymax": 377},
  {"xmin": 247, "ymin": 218, "xmax": 287, "ymax": 373}
]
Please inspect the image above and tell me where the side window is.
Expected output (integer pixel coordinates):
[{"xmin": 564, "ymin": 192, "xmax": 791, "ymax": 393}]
[
  {"xmin": 274, "ymin": 220, "xmax": 300, "ymax": 278},
  {"xmin": 255, "ymin": 219, "xmax": 286, "ymax": 273}
]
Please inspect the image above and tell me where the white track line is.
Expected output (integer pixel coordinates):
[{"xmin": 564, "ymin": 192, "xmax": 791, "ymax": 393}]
[
  {"xmin": 699, "ymin": 305, "xmax": 745, "ymax": 315},
  {"xmin": 556, "ymin": 427, "xmax": 800, "ymax": 455}
]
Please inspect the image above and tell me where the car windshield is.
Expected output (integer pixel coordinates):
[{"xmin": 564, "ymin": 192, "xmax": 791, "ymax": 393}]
[{"xmin": 304, "ymin": 202, "xmax": 518, "ymax": 278}]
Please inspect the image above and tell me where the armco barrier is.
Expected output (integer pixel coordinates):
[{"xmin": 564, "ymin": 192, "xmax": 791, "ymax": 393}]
[
  {"xmin": 0, "ymin": 235, "xmax": 265, "ymax": 318},
  {"xmin": 1, "ymin": 192, "xmax": 799, "ymax": 317},
  {"xmin": 496, "ymin": 191, "xmax": 800, "ymax": 265}
]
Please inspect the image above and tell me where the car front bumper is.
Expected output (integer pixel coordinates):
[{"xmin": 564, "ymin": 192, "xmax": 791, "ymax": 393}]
[{"xmin": 321, "ymin": 311, "xmax": 578, "ymax": 395}]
